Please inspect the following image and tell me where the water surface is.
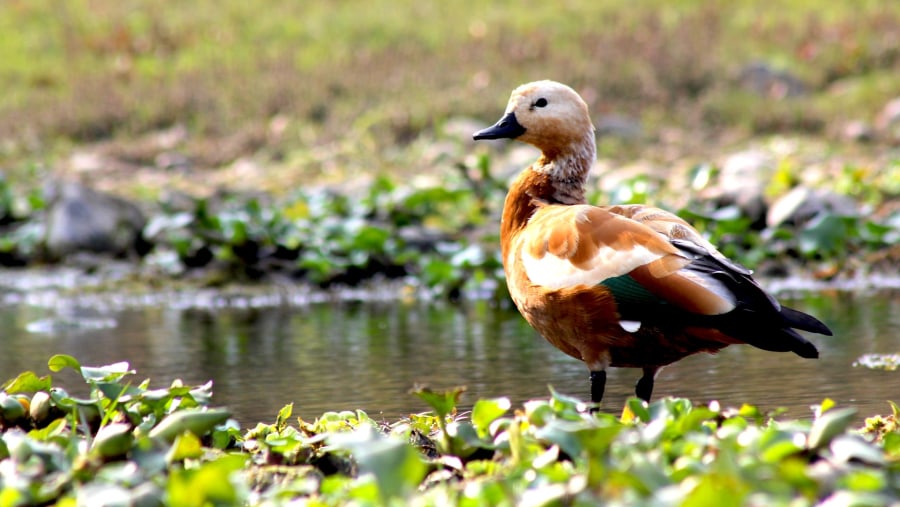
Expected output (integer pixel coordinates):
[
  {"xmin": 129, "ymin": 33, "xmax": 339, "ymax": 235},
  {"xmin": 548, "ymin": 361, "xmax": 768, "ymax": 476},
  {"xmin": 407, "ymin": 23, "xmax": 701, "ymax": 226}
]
[{"xmin": 1, "ymin": 286, "xmax": 898, "ymax": 427}]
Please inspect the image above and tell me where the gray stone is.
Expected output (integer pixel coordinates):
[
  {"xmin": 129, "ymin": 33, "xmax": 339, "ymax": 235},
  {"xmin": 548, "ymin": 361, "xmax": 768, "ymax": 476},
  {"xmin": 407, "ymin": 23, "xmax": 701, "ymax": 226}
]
[
  {"xmin": 767, "ymin": 186, "xmax": 858, "ymax": 228},
  {"xmin": 840, "ymin": 120, "xmax": 875, "ymax": 143},
  {"xmin": 44, "ymin": 181, "xmax": 147, "ymax": 259},
  {"xmin": 876, "ymin": 96, "xmax": 900, "ymax": 141},
  {"xmin": 708, "ymin": 150, "xmax": 776, "ymax": 226},
  {"xmin": 738, "ymin": 61, "xmax": 808, "ymax": 98}
]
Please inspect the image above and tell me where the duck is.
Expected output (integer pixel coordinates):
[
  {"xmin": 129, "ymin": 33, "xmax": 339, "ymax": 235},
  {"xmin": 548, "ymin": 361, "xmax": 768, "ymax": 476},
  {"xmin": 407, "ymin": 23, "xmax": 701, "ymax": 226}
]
[{"xmin": 473, "ymin": 80, "xmax": 832, "ymax": 405}]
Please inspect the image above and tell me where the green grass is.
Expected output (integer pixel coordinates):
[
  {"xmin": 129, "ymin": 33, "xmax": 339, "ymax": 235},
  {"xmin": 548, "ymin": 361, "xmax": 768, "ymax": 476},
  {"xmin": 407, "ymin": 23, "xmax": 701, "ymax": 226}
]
[{"xmin": 1, "ymin": 0, "xmax": 898, "ymax": 183}]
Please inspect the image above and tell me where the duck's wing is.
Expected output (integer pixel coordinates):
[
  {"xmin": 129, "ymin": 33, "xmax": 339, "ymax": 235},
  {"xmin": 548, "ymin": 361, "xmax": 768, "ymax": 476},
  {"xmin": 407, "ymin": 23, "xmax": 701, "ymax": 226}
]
[
  {"xmin": 520, "ymin": 204, "xmax": 830, "ymax": 355},
  {"xmin": 521, "ymin": 204, "xmax": 736, "ymax": 315}
]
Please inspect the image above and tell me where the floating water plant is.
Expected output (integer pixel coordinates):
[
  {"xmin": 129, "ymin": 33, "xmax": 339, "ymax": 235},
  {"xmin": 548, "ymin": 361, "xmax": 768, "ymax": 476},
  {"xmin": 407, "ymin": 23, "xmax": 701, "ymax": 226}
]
[{"xmin": 2, "ymin": 356, "xmax": 899, "ymax": 504}]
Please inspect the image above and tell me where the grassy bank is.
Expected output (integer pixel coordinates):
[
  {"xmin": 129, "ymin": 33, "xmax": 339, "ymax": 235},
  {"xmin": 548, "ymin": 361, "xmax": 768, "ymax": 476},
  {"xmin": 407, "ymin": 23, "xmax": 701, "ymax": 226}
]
[
  {"xmin": 1, "ymin": 356, "xmax": 899, "ymax": 505},
  {"xmin": 1, "ymin": 0, "xmax": 898, "ymax": 192}
]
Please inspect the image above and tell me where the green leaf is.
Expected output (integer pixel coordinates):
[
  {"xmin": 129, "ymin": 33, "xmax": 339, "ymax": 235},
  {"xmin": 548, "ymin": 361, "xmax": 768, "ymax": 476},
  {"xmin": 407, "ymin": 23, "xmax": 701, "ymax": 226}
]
[
  {"xmin": 472, "ymin": 397, "xmax": 510, "ymax": 438},
  {"xmin": 2, "ymin": 371, "xmax": 52, "ymax": 393},
  {"xmin": 443, "ymin": 421, "xmax": 487, "ymax": 458},
  {"xmin": 840, "ymin": 470, "xmax": 886, "ymax": 493},
  {"xmin": 168, "ymin": 431, "xmax": 204, "ymax": 462},
  {"xmin": 536, "ymin": 419, "xmax": 619, "ymax": 459},
  {"xmin": 97, "ymin": 382, "xmax": 139, "ymax": 402},
  {"xmin": 422, "ymin": 258, "xmax": 457, "ymax": 286},
  {"xmin": 411, "ymin": 385, "xmax": 465, "ymax": 420},
  {"xmin": 760, "ymin": 439, "xmax": 803, "ymax": 463},
  {"xmin": 548, "ymin": 387, "xmax": 586, "ymax": 419},
  {"xmin": 882, "ymin": 432, "xmax": 900, "ymax": 457},
  {"xmin": 276, "ymin": 403, "xmax": 293, "ymax": 431},
  {"xmin": 211, "ymin": 421, "xmax": 241, "ymax": 450},
  {"xmin": 798, "ymin": 212, "xmax": 855, "ymax": 256},
  {"xmin": 28, "ymin": 418, "xmax": 67, "ymax": 442},
  {"xmin": 626, "ymin": 397, "xmax": 651, "ymax": 423},
  {"xmin": 0, "ymin": 489, "xmax": 24, "ymax": 507},
  {"xmin": 330, "ymin": 426, "xmax": 426, "ymax": 502},
  {"xmin": 80, "ymin": 362, "xmax": 134, "ymax": 383},
  {"xmin": 818, "ymin": 398, "xmax": 837, "ymax": 415},
  {"xmin": 351, "ymin": 225, "xmax": 390, "ymax": 252},
  {"xmin": 149, "ymin": 409, "xmax": 232, "ymax": 442},
  {"xmin": 830, "ymin": 435, "xmax": 885, "ymax": 466},
  {"xmin": 681, "ymin": 473, "xmax": 749, "ymax": 507},
  {"xmin": 167, "ymin": 454, "xmax": 248, "ymax": 506},
  {"xmin": 90, "ymin": 423, "xmax": 134, "ymax": 459},
  {"xmin": 48, "ymin": 354, "xmax": 81, "ymax": 373},
  {"xmin": 808, "ymin": 407, "xmax": 857, "ymax": 450}
]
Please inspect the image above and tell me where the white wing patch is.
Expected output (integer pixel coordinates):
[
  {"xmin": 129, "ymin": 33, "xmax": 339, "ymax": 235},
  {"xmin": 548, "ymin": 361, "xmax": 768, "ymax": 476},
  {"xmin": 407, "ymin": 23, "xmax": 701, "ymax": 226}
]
[
  {"xmin": 522, "ymin": 244, "xmax": 662, "ymax": 290},
  {"xmin": 619, "ymin": 320, "xmax": 641, "ymax": 332}
]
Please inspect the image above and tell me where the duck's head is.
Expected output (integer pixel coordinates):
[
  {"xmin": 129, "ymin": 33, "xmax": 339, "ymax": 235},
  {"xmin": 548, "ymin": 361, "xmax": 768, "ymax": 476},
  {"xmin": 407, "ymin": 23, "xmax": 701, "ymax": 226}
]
[{"xmin": 473, "ymin": 80, "xmax": 594, "ymax": 157}]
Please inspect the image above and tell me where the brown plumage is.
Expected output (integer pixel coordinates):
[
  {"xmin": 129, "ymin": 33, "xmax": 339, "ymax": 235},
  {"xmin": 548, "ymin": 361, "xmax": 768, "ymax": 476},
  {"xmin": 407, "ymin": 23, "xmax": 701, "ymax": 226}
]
[{"xmin": 473, "ymin": 80, "xmax": 832, "ymax": 405}]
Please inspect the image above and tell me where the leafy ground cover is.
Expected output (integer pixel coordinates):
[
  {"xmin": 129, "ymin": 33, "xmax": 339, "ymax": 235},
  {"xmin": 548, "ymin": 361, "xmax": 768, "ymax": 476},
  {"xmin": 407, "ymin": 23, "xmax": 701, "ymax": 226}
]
[
  {"xmin": 1, "ymin": 3, "xmax": 897, "ymax": 505},
  {"xmin": 0, "ymin": 151, "xmax": 897, "ymax": 300},
  {"xmin": 1, "ymin": 356, "xmax": 899, "ymax": 505}
]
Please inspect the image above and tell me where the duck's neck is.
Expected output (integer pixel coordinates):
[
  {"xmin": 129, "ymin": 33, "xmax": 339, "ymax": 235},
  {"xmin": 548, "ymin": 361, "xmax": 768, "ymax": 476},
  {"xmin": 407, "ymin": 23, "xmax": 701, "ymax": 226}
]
[{"xmin": 500, "ymin": 132, "xmax": 596, "ymax": 261}]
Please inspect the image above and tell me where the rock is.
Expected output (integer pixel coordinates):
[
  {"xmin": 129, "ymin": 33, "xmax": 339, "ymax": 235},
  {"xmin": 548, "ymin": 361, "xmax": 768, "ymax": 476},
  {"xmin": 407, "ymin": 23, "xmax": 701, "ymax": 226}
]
[
  {"xmin": 840, "ymin": 120, "xmax": 875, "ymax": 143},
  {"xmin": 154, "ymin": 151, "xmax": 192, "ymax": 171},
  {"xmin": 706, "ymin": 150, "xmax": 775, "ymax": 228},
  {"xmin": 767, "ymin": 186, "xmax": 858, "ymax": 228},
  {"xmin": 738, "ymin": 61, "xmax": 808, "ymax": 99},
  {"xmin": 44, "ymin": 181, "xmax": 148, "ymax": 259},
  {"xmin": 875, "ymin": 96, "xmax": 900, "ymax": 141}
]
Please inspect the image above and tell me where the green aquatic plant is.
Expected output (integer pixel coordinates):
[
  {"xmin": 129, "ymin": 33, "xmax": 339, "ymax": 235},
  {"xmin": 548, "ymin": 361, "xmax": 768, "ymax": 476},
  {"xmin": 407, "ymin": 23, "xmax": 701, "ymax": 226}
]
[
  {"xmin": 854, "ymin": 353, "xmax": 900, "ymax": 371},
  {"xmin": 2, "ymin": 357, "xmax": 900, "ymax": 505},
  {"xmin": 0, "ymin": 355, "xmax": 242, "ymax": 506},
  {"xmin": 0, "ymin": 158, "xmax": 897, "ymax": 298}
]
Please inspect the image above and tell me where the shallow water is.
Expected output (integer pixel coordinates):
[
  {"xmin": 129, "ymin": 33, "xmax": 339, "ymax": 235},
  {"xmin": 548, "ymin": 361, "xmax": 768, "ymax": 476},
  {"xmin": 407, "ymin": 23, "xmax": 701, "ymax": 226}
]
[{"xmin": 1, "ymin": 284, "xmax": 898, "ymax": 427}]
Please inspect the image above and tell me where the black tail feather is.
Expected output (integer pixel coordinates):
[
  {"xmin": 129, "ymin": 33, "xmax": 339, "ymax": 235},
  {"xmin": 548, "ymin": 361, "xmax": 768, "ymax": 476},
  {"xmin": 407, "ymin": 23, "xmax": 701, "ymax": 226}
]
[
  {"xmin": 699, "ymin": 304, "xmax": 827, "ymax": 359},
  {"xmin": 780, "ymin": 306, "xmax": 833, "ymax": 336},
  {"xmin": 782, "ymin": 328, "xmax": 819, "ymax": 358}
]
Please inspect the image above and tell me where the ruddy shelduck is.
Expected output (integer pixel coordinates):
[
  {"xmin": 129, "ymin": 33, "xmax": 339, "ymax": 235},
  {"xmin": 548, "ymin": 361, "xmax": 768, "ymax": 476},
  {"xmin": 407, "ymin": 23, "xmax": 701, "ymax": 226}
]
[{"xmin": 474, "ymin": 80, "xmax": 832, "ymax": 405}]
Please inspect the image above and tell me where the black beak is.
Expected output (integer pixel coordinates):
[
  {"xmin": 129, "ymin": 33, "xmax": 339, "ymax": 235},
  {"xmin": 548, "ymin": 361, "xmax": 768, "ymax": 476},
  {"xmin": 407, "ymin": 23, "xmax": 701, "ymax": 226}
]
[{"xmin": 473, "ymin": 112, "xmax": 526, "ymax": 140}]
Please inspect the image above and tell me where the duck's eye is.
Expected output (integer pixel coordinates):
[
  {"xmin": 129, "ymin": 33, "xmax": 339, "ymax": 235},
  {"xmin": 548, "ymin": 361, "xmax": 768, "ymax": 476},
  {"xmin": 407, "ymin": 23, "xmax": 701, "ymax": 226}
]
[{"xmin": 533, "ymin": 98, "xmax": 548, "ymax": 108}]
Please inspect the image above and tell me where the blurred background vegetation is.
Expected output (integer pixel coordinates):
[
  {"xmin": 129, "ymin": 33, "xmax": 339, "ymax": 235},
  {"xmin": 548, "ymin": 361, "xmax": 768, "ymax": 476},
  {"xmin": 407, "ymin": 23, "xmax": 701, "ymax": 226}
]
[
  {"xmin": 1, "ymin": 0, "xmax": 898, "ymax": 189},
  {"xmin": 0, "ymin": 0, "xmax": 897, "ymax": 291}
]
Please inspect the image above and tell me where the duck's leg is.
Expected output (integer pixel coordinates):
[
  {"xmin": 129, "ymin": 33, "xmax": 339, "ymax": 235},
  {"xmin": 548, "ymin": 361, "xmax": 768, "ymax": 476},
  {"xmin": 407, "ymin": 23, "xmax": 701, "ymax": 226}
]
[
  {"xmin": 590, "ymin": 370, "xmax": 607, "ymax": 404},
  {"xmin": 634, "ymin": 367, "xmax": 657, "ymax": 402}
]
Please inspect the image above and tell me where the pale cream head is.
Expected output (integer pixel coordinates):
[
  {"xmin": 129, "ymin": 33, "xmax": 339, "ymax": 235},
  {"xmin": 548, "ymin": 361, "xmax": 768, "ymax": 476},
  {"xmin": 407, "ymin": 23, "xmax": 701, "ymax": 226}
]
[{"xmin": 502, "ymin": 80, "xmax": 595, "ymax": 156}]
